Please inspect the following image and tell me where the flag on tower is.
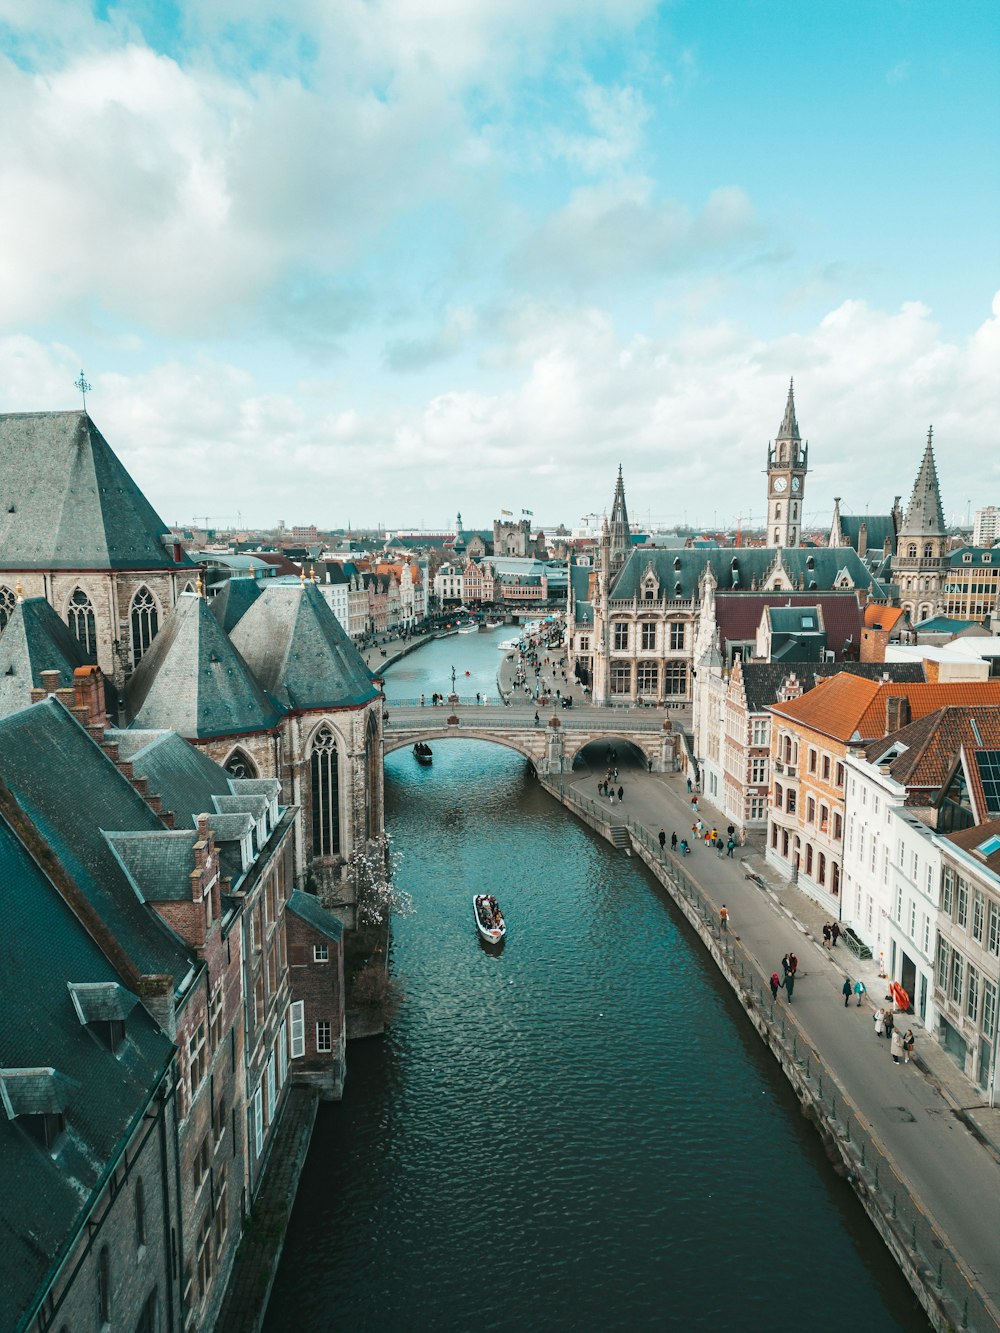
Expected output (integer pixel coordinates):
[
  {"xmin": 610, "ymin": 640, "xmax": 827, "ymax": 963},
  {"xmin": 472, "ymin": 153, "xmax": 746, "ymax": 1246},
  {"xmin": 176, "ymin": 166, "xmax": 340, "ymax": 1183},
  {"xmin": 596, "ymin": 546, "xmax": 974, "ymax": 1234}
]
[
  {"xmin": 522, "ymin": 509, "xmax": 533, "ymax": 516},
  {"xmin": 500, "ymin": 509, "xmax": 512, "ymax": 517}
]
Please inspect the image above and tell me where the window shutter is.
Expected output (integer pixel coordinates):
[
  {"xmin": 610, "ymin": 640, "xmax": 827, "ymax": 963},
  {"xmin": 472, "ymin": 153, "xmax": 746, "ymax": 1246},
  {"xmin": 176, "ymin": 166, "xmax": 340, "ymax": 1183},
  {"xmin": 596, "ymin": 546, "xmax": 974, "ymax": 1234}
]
[{"xmin": 289, "ymin": 1001, "xmax": 305, "ymax": 1059}]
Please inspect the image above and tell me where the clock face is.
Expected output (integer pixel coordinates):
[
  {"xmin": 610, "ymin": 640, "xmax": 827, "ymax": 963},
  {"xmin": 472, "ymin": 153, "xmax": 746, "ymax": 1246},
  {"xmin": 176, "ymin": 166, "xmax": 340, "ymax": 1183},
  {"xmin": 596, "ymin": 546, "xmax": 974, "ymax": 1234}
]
[
  {"xmin": 791, "ymin": 477, "xmax": 801, "ymax": 493},
  {"xmin": 773, "ymin": 476, "xmax": 787, "ymax": 494}
]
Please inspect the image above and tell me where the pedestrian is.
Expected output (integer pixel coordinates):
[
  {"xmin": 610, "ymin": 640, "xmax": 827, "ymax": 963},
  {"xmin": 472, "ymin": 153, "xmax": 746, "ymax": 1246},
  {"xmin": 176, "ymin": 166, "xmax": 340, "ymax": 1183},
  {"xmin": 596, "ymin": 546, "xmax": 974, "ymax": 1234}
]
[
  {"xmin": 874, "ymin": 1007, "xmax": 885, "ymax": 1037},
  {"xmin": 719, "ymin": 904, "xmax": 729, "ymax": 933},
  {"xmin": 670, "ymin": 832, "xmax": 678, "ymax": 853},
  {"xmin": 822, "ymin": 923, "xmax": 832, "ymax": 948},
  {"xmin": 727, "ymin": 824, "xmax": 735, "ymax": 839},
  {"xmin": 883, "ymin": 1011, "xmax": 895, "ymax": 1043},
  {"xmin": 770, "ymin": 972, "xmax": 781, "ymax": 1001},
  {"xmin": 831, "ymin": 921, "xmax": 841, "ymax": 947},
  {"xmin": 609, "ymin": 790, "xmax": 615, "ymax": 804},
  {"xmin": 716, "ymin": 837, "xmax": 724, "ymax": 858},
  {"xmin": 788, "ymin": 952, "xmax": 798, "ymax": 976},
  {"xmin": 853, "ymin": 979, "xmax": 867, "ymax": 1006},
  {"xmin": 617, "ymin": 785, "xmax": 623, "ymax": 802},
  {"xmin": 902, "ymin": 1029, "xmax": 915, "ymax": 1063},
  {"xmin": 781, "ymin": 953, "xmax": 792, "ymax": 978},
  {"xmin": 534, "ymin": 711, "xmax": 540, "ymax": 725},
  {"xmin": 687, "ymin": 777, "xmax": 693, "ymax": 793},
  {"xmin": 890, "ymin": 1027, "xmax": 904, "ymax": 1064},
  {"xmin": 659, "ymin": 829, "xmax": 667, "ymax": 851},
  {"xmin": 726, "ymin": 838, "xmax": 735, "ymax": 857},
  {"xmin": 842, "ymin": 977, "xmax": 852, "ymax": 1007},
  {"xmin": 420, "ymin": 692, "xmax": 426, "ymax": 706},
  {"xmin": 784, "ymin": 970, "xmax": 795, "ymax": 1002}
]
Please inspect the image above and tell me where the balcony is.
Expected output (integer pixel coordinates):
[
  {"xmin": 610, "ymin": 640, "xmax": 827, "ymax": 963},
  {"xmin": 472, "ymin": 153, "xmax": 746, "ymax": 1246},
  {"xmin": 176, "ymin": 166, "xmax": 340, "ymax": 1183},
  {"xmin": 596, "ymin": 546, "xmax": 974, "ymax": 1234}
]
[{"xmin": 774, "ymin": 759, "xmax": 797, "ymax": 778}]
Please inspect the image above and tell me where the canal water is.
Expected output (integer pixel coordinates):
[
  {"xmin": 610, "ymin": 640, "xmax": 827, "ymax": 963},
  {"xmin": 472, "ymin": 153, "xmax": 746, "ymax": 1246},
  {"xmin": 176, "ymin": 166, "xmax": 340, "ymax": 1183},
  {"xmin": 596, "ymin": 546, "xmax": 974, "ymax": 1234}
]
[{"xmin": 264, "ymin": 631, "xmax": 928, "ymax": 1331}]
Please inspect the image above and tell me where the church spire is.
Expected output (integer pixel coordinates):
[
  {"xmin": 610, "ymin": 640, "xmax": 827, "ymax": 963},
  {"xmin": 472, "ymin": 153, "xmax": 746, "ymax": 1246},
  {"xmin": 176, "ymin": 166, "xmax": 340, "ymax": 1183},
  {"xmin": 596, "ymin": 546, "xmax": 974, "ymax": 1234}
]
[
  {"xmin": 777, "ymin": 378, "xmax": 799, "ymax": 441},
  {"xmin": 901, "ymin": 426, "xmax": 946, "ymax": 536},
  {"xmin": 609, "ymin": 464, "xmax": 630, "ymax": 576}
]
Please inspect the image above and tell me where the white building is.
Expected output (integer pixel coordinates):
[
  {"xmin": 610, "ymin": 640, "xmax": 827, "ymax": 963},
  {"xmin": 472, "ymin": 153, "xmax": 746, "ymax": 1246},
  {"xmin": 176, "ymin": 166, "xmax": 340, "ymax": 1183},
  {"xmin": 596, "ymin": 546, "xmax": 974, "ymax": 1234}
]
[
  {"xmin": 973, "ymin": 505, "xmax": 1000, "ymax": 548},
  {"xmin": 433, "ymin": 562, "xmax": 466, "ymax": 605}
]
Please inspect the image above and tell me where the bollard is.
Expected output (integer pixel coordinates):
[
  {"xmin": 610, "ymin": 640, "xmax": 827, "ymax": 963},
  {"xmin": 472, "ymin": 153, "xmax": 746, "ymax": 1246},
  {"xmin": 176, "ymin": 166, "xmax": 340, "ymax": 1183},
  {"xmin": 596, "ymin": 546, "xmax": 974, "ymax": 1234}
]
[
  {"xmin": 911, "ymin": 1221, "xmax": 917, "ymax": 1252},
  {"xmin": 793, "ymin": 1035, "xmax": 797, "ymax": 1059},
  {"xmin": 860, "ymin": 1140, "xmax": 864, "ymax": 1167},
  {"xmin": 845, "ymin": 1118, "xmax": 851, "ymax": 1144},
  {"xmin": 936, "ymin": 1261, "xmax": 942, "ymax": 1290},
  {"xmin": 806, "ymin": 1054, "xmax": 810, "ymax": 1078},
  {"xmin": 892, "ymin": 1192, "xmax": 897, "ymax": 1220},
  {"xmin": 818, "ymin": 1072, "xmax": 823, "ymax": 1098},
  {"xmin": 875, "ymin": 1163, "xmax": 879, "ymax": 1191},
  {"xmin": 962, "ymin": 1297, "xmax": 969, "ymax": 1329},
  {"xmin": 831, "ymin": 1093, "xmax": 836, "ymax": 1120}
]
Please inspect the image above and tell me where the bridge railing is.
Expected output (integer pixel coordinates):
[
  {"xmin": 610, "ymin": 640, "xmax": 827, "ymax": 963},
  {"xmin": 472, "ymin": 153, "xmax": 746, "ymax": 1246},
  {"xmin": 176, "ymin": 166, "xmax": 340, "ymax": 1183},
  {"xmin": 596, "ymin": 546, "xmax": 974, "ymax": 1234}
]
[
  {"xmin": 383, "ymin": 695, "xmax": 688, "ymax": 713},
  {"xmin": 382, "ymin": 710, "xmax": 675, "ymax": 734}
]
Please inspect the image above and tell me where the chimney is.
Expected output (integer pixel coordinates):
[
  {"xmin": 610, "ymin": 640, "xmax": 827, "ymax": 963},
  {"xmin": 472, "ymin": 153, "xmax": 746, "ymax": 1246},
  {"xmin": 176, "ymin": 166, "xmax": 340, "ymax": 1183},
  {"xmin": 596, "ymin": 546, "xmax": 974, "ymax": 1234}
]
[
  {"xmin": 138, "ymin": 974, "xmax": 177, "ymax": 1039},
  {"xmin": 884, "ymin": 694, "xmax": 911, "ymax": 735},
  {"xmin": 860, "ymin": 626, "xmax": 888, "ymax": 663},
  {"xmin": 73, "ymin": 665, "xmax": 107, "ymax": 729},
  {"xmin": 924, "ymin": 658, "xmax": 940, "ymax": 684},
  {"xmin": 39, "ymin": 669, "xmax": 61, "ymax": 696}
]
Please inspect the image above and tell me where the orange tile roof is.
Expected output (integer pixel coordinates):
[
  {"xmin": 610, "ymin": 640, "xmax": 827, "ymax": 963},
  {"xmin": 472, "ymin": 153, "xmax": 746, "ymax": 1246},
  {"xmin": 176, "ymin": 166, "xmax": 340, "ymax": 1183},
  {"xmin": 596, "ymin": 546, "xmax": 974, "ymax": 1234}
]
[
  {"xmin": 863, "ymin": 603, "xmax": 905, "ymax": 631},
  {"xmin": 770, "ymin": 674, "xmax": 1000, "ymax": 743}
]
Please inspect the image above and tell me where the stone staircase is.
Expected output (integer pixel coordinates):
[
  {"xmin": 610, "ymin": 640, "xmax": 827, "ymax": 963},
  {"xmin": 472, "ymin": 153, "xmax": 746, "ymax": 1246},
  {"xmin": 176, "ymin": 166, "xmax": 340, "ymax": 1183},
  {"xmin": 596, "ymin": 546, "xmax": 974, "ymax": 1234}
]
[{"xmin": 609, "ymin": 825, "xmax": 631, "ymax": 851}]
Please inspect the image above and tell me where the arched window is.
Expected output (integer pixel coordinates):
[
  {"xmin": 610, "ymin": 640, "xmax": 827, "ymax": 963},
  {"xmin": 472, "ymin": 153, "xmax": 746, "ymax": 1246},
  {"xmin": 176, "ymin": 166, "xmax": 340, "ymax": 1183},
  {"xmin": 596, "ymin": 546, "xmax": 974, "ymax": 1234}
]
[
  {"xmin": 0, "ymin": 584, "xmax": 15, "ymax": 632},
  {"xmin": 774, "ymin": 529, "xmax": 780, "ymax": 544},
  {"xmin": 225, "ymin": 749, "xmax": 258, "ymax": 779},
  {"xmin": 310, "ymin": 726, "xmax": 340, "ymax": 857},
  {"xmin": 97, "ymin": 1245, "xmax": 111, "ymax": 1324},
  {"xmin": 67, "ymin": 587, "xmax": 98, "ymax": 659},
  {"xmin": 130, "ymin": 586, "xmax": 159, "ymax": 666},
  {"xmin": 775, "ymin": 503, "xmax": 782, "ymax": 519},
  {"xmin": 365, "ymin": 712, "xmax": 380, "ymax": 842},
  {"xmin": 923, "ymin": 543, "xmax": 933, "ymax": 558},
  {"xmin": 907, "ymin": 543, "xmax": 917, "ymax": 558},
  {"xmin": 135, "ymin": 1176, "xmax": 146, "ymax": 1249}
]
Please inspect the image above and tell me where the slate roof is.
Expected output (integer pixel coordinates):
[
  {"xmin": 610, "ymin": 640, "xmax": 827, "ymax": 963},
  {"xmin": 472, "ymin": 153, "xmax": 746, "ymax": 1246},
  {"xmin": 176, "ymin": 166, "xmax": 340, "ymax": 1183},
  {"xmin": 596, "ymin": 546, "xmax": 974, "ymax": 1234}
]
[
  {"xmin": 0, "ymin": 596, "xmax": 93, "ymax": 718},
  {"xmin": 0, "ymin": 698, "xmax": 193, "ymax": 980},
  {"xmin": 124, "ymin": 592, "xmax": 284, "ymax": 739},
  {"xmin": 715, "ymin": 592, "xmax": 864, "ymax": 659},
  {"xmin": 610, "ymin": 546, "xmax": 886, "ymax": 604},
  {"xmin": 771, "ymin": 676, "xmax": 1000, "ymax": 743},
  {"xmin": 230, "ymin": 581, "xmax": 377, "ymax": 711},
  {"xmin": 0, "ymin": 812, "xmax": 174, "ymax": 1331},
  {"xmin": 738, "ymin": 660, "xmax": 925, "ymax": 714},
  {"xmin": 863, "ymin": 708, "xmax": 1000, "ymax": 806},
  {"xmin": 0, "ymin": 411, "xmax": 194, "ymax": 571},
  {"xmin": 209, "ymin": 576, "xmax": 263, "ymax": 634},
  {"xmin": 106, "ymin": 830, "xmax": 198, "ymax": 902},
  {"xmin": 837, "ymin": 514, "xmax": 897, "ymax": 555},
  {"xmin": 914, "ymin": 616, "xmax": 979, "ymax": 634},
  {"xmin": 287, "ymin": 888, "xmax": 344, "ymax": 942},
  {"xmin": 570, "ymin": 563, "xmax": 594, "ymax": 625},
  {"xmin": 947, "ymin": 546, "xmax": 1000, "ymax": 569}
]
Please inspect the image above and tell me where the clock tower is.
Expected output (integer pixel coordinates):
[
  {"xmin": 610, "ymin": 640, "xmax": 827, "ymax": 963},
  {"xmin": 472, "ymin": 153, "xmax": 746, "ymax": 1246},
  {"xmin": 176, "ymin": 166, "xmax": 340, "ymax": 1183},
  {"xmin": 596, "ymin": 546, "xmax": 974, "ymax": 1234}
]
[{"xmin": 766, "ymin": 379, "xmax": 808, "ymax": 547}]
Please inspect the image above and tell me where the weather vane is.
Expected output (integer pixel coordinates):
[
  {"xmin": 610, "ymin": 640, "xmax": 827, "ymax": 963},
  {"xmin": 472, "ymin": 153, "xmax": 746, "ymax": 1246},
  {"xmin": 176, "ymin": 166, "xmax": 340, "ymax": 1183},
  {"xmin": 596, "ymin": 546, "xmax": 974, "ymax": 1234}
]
[{"xmin": 74, "ymin": 370, "xmax": 92, "ymax": 413}]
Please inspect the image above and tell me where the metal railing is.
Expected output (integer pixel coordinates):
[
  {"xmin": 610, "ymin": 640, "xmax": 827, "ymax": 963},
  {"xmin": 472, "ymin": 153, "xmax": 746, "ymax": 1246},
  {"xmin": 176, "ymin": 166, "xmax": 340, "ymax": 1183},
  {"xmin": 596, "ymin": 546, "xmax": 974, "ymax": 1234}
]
[
  {"xmin": 383, "ymin": 707, "xmax": 674, "ymax": 734},
  {"xmin": 546, "ymin": 784, "xmax": 999, "ymax": 1333}
]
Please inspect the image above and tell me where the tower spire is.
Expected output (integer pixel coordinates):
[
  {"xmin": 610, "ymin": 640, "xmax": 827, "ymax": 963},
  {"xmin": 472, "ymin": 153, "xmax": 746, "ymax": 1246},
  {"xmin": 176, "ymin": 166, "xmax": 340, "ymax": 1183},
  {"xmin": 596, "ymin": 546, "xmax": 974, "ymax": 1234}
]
[
  {"xmin": 777, "ymin": 378, "xmax": 799, "ymax": 441},
  {"xmin": 608, "ymin": 464, "xmax": 631, "ymax": 578},
  {"xmin": 902, "ymin": 425, "xmax": 945, "ymax": 536}
]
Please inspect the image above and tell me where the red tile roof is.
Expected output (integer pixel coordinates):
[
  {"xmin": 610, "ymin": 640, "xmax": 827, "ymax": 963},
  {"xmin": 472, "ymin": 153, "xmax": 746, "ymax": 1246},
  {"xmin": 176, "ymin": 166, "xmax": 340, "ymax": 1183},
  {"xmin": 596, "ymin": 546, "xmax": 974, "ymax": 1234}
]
[{"xmin": 715, "ymin": 592, "xmax": 864, "ymax": 659}]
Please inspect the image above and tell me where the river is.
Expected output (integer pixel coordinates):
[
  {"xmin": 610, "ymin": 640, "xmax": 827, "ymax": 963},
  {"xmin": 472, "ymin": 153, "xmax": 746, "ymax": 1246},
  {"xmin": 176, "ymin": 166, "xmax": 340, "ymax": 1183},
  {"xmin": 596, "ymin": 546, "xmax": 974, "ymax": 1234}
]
[{"xmin": 264, "ymin": 628, "xmax": 928, "ymax": 1331}]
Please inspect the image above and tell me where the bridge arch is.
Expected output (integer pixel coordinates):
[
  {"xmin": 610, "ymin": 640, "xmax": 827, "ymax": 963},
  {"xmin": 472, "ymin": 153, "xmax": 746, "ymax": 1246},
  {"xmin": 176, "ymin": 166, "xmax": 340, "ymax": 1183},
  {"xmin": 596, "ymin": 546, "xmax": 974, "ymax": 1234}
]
[
  {"xmin": 566, "ymin": 736, "xmax": 656, "ymax": 770},
  {"xmin": 384, "ymin": 727, "xmax": 545, "ymax": 766}
]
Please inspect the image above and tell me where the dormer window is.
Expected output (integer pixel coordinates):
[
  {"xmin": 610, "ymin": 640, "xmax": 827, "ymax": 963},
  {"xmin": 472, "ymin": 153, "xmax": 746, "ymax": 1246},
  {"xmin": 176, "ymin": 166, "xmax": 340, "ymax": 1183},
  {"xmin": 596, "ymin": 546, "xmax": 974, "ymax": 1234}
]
[
  {"xmin": 0, "ymin": 1067, "xmax": 72, "ymax": 1151},
  {"xmin": 68, "ymin": 982, "xmax": 135, "ymax": 1053},
  {"xmin": 963, "ymin": 552, "xmax": 973, "ymax": 563}
]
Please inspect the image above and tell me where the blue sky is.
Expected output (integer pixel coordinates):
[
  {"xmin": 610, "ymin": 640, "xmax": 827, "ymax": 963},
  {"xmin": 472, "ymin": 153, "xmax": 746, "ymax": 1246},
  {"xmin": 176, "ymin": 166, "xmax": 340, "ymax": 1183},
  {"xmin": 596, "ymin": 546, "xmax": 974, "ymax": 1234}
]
[{"xmin": 0, "ymin": 0, "xmax": 996, "ymax": 532}]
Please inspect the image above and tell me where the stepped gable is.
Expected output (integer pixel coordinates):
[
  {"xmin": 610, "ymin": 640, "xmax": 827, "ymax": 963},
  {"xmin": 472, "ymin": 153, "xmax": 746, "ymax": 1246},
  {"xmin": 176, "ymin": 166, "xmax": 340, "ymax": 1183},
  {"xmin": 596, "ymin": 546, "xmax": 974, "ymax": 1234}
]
[
  {"xmin": 115, "ymin": 729, "xmax": 237, "ymax": 827},
  {"xmin": 0, "ymin": 812, "xmax": 173, "ymax": 1332},
  {"xmin": 209, "ymin": 575, "xmax": 263, "ymax": 634},
  {"xmin": 0, "ymin": 696, "xmax": 192, "ymax": 980},
  {"xmin": 0, "ymin": 411, "xmax": 194, "ymax": 571},
  {"xmin": 0, "ymin": 594, "xmax": 95, "ymax": 717},
  {"xmin": 230, "ymin": 579, "xmax": 377, "ymax": 712},
  {"xmin": 124, "ymin": 592, "xmax": 284, "ymax": 739}
]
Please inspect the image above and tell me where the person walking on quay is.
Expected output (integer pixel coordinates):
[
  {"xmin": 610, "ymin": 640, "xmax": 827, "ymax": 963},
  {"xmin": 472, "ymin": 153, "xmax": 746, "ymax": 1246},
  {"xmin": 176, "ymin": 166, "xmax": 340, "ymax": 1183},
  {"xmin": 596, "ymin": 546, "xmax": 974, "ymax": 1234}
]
[
  {"xmin": 617, "ymin": 785, "xmax": 624, "ymax": 803},
  {"xmin": 788, "ymin": 951, "xmax": 798, "ymax": 976},
  {"xmin": 842, "ymin": 977, "xmax": 853, "ymax": 1007},
  {"xmin": 687, "ymin": 777, "xmax": 693, "ymax": 793},
  {"xmin": 831, "ymin": 921, "xmax": 841, "ymax": 947},
  {"xmin": 671, "ymin": 831, "xmax": 678, "ymax": 853},
  {"xmin": 883, "ymin": 1011, "xmax": 895, "ymax": 1044},
  {"xmin": 874, "ymin": 1006, "xmax": 886, "ymax": 1038},
  {"xmin": 716, "ymin": 837, "xmax": 725, "ymax": 858},
  {"xmin": 659, "ymin": 829, "xmax": 666, "ymax": 852},
  {"xmin": 890, "ymin": 1027, "xmax": 905, "ymax": 1064},
  {"xmin": 719, "ymin": 904, "xmax": 730, "ymax": 933},
  {"xmin": 903, "ymin": 1029, "xmax": 915, "ymax": 1063},
  {"xmin": 822, "ymin": 923, "xmax": 832, "ymax": 948},
  {"xmin": 853, "ymin": 978, "xmax": 867, "ymax": 1006},
  {"xmin": 726, "ymin": 837, "xmax": 735, "ymax": 857},
  {"xmin": 781, "ymin": 953, "xmax": 792, "ymax": 979},
  {"xmin": 770, "ymin": 972, "xmax": 782, "ymax": 1001},
  {"xmin": 784, "ymin": 969, "xmax": 795, "ymax": 1002}
]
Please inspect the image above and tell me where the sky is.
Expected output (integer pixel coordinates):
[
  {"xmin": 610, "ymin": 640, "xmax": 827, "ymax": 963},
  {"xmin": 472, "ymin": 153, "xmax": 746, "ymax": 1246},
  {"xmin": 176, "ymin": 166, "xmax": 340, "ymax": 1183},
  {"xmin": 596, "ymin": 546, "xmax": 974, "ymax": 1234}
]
[{"xmin": 0, "ymin": 0, "xmax": 997, "ymax": 535}]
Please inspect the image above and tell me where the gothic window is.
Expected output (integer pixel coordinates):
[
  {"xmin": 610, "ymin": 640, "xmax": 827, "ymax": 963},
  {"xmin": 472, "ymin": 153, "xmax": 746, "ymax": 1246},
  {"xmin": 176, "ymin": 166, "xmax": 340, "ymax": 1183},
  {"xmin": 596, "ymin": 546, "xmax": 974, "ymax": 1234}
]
[
  {"xmin": 67, "ymin": 587, "xmax": 98, "ymax": 659},
  {"xmin": 0, "ymin": 584, "xmax": 15, "ymax": 632},
  {"xmin": 908, "ymin": 543, "xmax": 917, "ymax": 558},
  {"xmin": 310, "ymin": 726, "xmax": 340, "ymax": 857},
  {"xmin": 130, "ymin": 586, "xmax": 159, "ymax": 666},
  {"xmin": 923, "ymin": 543, "xmax": 933, "ymax": 558},
  {"xmin": 225, "ymin": 749, "xmax": 258, "ymax": 779},
  {"xmin": 365, "ymin": 711, "xmax": 380, "ymax": 841}
]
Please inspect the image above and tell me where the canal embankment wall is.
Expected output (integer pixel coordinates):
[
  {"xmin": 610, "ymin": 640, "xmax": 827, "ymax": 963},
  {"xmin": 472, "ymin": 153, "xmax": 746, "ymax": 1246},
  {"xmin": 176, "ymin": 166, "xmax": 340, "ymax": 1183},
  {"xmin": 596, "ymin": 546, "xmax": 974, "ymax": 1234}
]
[{"xmin": 540, "ymin": 776, "xmax": 998, "ymax": 1333}]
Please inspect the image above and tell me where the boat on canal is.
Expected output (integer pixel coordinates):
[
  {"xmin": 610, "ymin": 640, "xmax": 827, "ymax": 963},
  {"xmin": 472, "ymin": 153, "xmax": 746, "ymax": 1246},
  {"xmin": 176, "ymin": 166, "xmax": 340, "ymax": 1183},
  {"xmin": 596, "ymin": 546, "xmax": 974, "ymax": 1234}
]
[
  {"xmin": 473, "ymin": 893, "xmax": 506, "ymax": 944},
  {"xmin": 412, "ymin": 742, "xmax": 433, "ymax": 765},
  {"xmin": 497, "ymin": 637, "xmax": 521, "ymax": 651},
  {"xmin": 484, "ymin": 617, "xmax": 503, "ymax": 629},
  {"xmin": 457, "ymin": 621, "xmax": 478, "ymax": 633}
]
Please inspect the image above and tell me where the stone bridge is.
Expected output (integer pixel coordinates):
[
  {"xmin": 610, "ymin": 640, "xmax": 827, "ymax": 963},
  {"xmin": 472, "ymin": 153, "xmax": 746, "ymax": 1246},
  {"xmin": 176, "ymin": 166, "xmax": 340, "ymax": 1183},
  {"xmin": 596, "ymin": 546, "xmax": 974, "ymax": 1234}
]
[{"xmin": 382, "ymin": 702, "xmax": 688, "ymax": 775}]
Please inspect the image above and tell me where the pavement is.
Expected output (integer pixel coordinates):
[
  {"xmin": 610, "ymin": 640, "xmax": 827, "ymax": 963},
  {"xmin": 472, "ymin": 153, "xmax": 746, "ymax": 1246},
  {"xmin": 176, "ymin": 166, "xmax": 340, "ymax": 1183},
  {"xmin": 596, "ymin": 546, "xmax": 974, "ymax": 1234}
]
[{"xmin": 562, "ymin": 754, "xmax": 1000, "ymax": 1312}]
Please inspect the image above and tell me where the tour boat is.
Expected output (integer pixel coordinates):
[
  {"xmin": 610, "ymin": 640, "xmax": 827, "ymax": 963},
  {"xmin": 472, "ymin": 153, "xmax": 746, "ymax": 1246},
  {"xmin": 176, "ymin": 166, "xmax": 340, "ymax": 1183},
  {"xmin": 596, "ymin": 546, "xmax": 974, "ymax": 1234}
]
[
  {"xmin": 412, "ymin": 742, "xmax": 433, "ymax": 765},
  {"xmin": 485, "ymin": 617, "xmax": 503, "ymax": 629},
  {"xmin": 457, "ymin": 621, "xmax": 478, "ymax": 633},
  {"xmin": 497, "ymin": 637, "xmax": 520, "ymax": 651},
  {"xmin": 473, "ymin": 894, "xmax": 506, "ymax": 944}
]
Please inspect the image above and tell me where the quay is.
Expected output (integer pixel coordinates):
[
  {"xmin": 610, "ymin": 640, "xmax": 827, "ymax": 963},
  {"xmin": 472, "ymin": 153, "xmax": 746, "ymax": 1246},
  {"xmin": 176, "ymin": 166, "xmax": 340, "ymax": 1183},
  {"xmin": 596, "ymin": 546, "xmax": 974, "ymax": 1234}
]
[{"xmin": 543, "ymin": 761, "xmax": 1000, "ymax": 1333}]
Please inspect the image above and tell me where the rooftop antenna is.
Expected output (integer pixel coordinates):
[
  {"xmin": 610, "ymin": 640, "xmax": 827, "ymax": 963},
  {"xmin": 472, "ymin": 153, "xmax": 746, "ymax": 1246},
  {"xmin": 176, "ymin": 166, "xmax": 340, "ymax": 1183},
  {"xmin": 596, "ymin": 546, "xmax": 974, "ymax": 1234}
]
[{"xmin": 74, "ymin": 369, "xmax": 92, "ymax": 413}]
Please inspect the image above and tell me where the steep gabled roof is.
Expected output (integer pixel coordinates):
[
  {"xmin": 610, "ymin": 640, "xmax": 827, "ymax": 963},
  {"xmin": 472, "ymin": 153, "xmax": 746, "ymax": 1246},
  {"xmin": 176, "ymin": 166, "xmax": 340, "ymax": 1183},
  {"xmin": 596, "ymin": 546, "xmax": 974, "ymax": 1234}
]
[
  {"xmin": 772, "ymin": 676, "xmax": 1000, "ymax": 743},
  {"xmin": 738, "ymin": 660, "xmax": 924, "ymax": 715},
  {"xmin": 0, "ymin": 812, "xmax": 173, "ymax": 1332},
  {"xmin": 209, "ymin": 576, "xmax": 263, "ymax": 634},
  {"xmin": 610, "ymin": 546, "xmax": 886, "ymax": 603},
  {"xmin": 230, "ymin": 581, "xmax": 377, "ymax": 711},
  {"xmin": 836, "ymin": 514, "xmax": 898, "ymax": 555},
  {"xmin": 124, "ymin": 592, "xmax": 284, "ymax": 739},
  {"xmin": 287, "ymin": 888, "xmax": 345, "ymax": 942},
  {"xmin": 114, "ymin": 728, "xmax": 246, "ymax": 829},
  {"xmin": 0, "ymin": 596, "xmax": 94, "ymax": 718},
  {"xmin": 0, "ymin": 411, "xmax": 194, "ymax": 571},
  {"xmin": 863, "ymin": 708, "xmax": 1000, "ymax": 813}
]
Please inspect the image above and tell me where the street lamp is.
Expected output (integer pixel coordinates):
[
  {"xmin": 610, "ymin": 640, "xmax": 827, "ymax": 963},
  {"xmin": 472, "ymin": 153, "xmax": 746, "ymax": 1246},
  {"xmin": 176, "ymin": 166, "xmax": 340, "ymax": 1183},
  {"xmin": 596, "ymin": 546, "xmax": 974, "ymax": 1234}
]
[{"xmin": 451, "ymin": 665, "xmax": 457, "ymax": 695}]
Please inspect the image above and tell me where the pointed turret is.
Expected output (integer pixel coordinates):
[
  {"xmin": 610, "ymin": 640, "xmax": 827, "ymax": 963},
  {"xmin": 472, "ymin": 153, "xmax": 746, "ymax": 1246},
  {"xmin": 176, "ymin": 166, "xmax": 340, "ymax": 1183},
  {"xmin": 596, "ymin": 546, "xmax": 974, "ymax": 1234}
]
[
  {"xmin": 777, "ymin": 378, "xmax": 800, "ymax": 441},
  {"xmin": 901, "ymin": 427, "xmax": 946, "ymax": 536},
  {"xmin": 609, "ymin": 465, "xmax": 631, "ymax": 577}
]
